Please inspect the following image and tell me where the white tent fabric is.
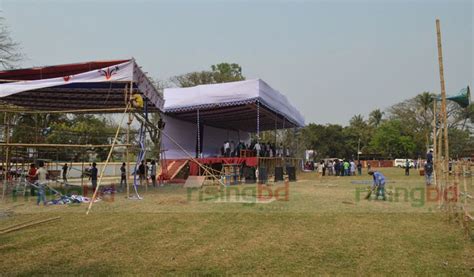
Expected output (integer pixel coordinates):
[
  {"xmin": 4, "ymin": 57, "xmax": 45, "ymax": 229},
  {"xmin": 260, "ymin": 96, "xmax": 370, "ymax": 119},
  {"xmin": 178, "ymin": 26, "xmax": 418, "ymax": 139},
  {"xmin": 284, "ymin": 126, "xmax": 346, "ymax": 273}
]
[
  {"xmin": 164, "ymin": 79, "xmax": 305, "ymax": 127},
  {"xmin": 0, "ymin": 60, "xmax": 164, "ymax": 110},
  {"xmin": 161, "ymin": 115, "xmax": 250, "ymax": 159}
]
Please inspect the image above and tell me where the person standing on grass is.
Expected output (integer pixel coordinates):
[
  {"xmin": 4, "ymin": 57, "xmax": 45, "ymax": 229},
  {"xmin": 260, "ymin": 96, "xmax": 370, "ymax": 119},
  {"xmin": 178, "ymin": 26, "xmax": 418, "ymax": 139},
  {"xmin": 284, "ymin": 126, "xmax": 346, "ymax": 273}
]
[
  {"xmin": 350, "ymin": 160, "xmax": 356, "ymax": 176},
  {"xmin": 138, "ymin": 160, "xmax": 146, "ymax": 186},
  {"xmin": 328, "ymin": 160, "xmax": 334, "ymax": 176},
  {"xmin": 318, "ymin": 160, "xmax": 324, "ymax": 177},
  {"xmin": 90, "ymin": 162, "xmax": 98, "ymax": 193},
  {"xmin": 343, "ymin": 160, "xmax": 350, "ymax": 176},
  {"xmin": 357, "ymin": 161, "xmax": 362, "ymax": 176},
  {"xmin": 405, "ymin": 159, "xmax": 410, "ymax": 176},
  {"xmin": 28, "ymin": 163, "xmax": 37, "ymax": 196},
  {"xmin": 34, "ymin": 161, "xmax": 48, "ymax": 206},
  {"xmin": 334, "ymin": 160, "xmax": 340, "ymax": 176},
  {"xmin": 368, "ymin": 170, "xmax": 386, "ymax": 200},
  {"xmin": 120, "ymin": 162, "xmax": 126, "ymax": 191},
  {"xmin": 62, "ymin": 163, "xmax": 68, "ymax": 183},
  {"xmin": 150, "ymin": 160, "xmax": 157, "ymax": 188},
  {"xmin": 424, "ymin": 161, "xmax": 434, "ymax": 186},
  {"xmin": 426, "ymin": 150, "xmax": 433, "ymax": 163}
]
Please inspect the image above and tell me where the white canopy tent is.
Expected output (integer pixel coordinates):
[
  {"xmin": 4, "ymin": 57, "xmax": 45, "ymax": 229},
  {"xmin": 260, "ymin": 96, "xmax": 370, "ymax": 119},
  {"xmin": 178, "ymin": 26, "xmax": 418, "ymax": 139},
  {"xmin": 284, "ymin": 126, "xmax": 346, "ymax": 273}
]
[
  {"xmin": 164, "ymin": 79, "xmax": 304, "ymax": 128},
  {"xmin": 162, "ymin": 79, "xmax": 304, "ymax": 159}
]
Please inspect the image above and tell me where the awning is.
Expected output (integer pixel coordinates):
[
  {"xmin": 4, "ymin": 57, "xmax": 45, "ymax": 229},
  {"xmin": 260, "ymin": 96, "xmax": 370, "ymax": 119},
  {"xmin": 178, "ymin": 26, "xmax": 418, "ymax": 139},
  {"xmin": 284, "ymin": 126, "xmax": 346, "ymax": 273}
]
[
  {"xmin": 164, "ymin": 79, "xmax": 305, "ymax": 132},
  {"xmin": 0, "ymin": 59, "xmax": 164, "ymax": 112}
]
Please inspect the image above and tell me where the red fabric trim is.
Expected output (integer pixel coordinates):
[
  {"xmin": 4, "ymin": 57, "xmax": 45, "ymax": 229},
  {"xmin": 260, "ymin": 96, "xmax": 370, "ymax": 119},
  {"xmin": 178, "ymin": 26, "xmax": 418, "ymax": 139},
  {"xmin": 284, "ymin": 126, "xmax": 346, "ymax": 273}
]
[
  {"xmin": 164, "ymin": 157, "xmax": 258, "ymax": 177},
  {"xmin": 0, "ymin": 60, "xmax": 130, "ymax": 80}
]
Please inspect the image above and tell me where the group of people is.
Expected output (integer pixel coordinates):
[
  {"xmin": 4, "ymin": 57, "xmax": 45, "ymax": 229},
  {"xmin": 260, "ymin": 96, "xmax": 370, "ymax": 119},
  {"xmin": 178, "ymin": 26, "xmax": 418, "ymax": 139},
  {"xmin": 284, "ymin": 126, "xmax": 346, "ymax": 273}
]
[
  {"xmin": 26, "ymin": 162, "xmax": 49, "ymax": 206},
  {"xmin": 65, "ymin": 159, "xmax": 160, "ymax": 194},
  {"xmin": 309, "ymin": 159, "xmax": 365, "ymax": 176},
  {"xmin": 87, "ymin": 160, "xmax": 160, "ymax": 190},
  {"xmin": 136, "ymin": 160, "xmax": 159, "ymax": 188},
  {"xmin": 221, "ymin": 140, "xmax": 291, "ymax": 158}
]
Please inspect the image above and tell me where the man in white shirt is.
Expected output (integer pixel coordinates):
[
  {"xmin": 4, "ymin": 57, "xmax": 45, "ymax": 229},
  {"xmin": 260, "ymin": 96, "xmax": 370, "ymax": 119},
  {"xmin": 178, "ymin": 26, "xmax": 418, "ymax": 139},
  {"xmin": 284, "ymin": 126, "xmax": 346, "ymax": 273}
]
[
  {"xmin": 254, "ymin": 142, "xmax": 261, "ymax": 157},
  {"xmin": 35, "ymin": 161, "xmax": 48, "ymax": 206},
  {"xmin": 224, "ymin": 141, "xmax": 230, "ymax": 157}
]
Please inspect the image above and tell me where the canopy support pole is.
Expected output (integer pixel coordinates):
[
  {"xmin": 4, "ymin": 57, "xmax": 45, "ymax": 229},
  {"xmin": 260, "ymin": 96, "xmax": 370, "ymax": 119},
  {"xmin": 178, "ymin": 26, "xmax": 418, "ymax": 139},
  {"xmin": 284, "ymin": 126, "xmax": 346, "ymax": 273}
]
[
  {"xmin": 432, "ymin": 99, "xmax": 438, "ymax": 189},
  {"xmin": 197, "ymin": 109, "xmax": 200, "ymax": 159},
  {"xmin": 126, "ymin": 81, "xmax": 133, "ymax": 199},
  {"xmin": 256, "ymin": 101, "xmax": 260, "ymax": 159}
]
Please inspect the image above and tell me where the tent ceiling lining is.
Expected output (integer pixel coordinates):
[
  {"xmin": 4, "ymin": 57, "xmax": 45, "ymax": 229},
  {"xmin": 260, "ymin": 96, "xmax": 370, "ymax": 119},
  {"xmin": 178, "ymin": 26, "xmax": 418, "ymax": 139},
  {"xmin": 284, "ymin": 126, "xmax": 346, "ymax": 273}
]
[
  {"xmin": 0, "ymin": 85, "xmax": 159, "ymax": 112},
  {"xmin": 166, "ymin": 103, "xmax": 297, "ymax": 132}
]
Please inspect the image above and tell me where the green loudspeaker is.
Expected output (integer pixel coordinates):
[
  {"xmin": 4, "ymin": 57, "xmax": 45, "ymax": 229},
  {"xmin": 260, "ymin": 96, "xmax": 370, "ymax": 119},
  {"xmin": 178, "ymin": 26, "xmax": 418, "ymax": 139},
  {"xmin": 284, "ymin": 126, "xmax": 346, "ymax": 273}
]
[
  {"xmin": 436, "ymin": 86, "xmax": 471, "ymax": 108},
  {"xmin": 446, "ymin": 86, "xmax": 470, "ymax": 108}
]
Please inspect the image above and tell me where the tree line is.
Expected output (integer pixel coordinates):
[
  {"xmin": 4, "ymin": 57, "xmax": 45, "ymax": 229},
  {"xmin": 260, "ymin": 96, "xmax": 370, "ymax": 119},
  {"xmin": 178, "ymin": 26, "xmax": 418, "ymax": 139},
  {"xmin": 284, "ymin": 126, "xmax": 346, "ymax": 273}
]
[{"xmin": 296, "ymin": 92, "xmax": 473, "ymax": 160}]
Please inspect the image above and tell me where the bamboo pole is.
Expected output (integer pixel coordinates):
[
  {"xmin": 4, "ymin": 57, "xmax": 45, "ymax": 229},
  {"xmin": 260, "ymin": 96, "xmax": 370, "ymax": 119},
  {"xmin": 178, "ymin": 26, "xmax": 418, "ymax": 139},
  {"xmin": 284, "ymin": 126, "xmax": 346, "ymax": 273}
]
[
  {"xmin": 432, "ymin": 100, "xmax": 437, "ymax": 187},
  {"xmin": 81, "ymin": 148, "xmax": 85, "ymax": 189},
  {"xmin": 0, "ymin": 216, "xmax": 61, "ymax": 235},
  {"xmin": 0, "ymin": 143, "xmax": 131, "ymax": 148},
  {"xmin": 86, "ymin": 103, "xmax": 131, "ymax": 215},
  {"xmin": 436, "ymin": 19, "xmax": 450, "ymax": 209},
  {"xmin": 126, "ymin": 82, "xmax": 133, "ymax": 198},
  {"xmin": 4, "ymin": 112, "xmax": 9, "ymax": 182},
  {"xmin": 0, "ymin": 107, "xmax": 134, "ymax": 114}
]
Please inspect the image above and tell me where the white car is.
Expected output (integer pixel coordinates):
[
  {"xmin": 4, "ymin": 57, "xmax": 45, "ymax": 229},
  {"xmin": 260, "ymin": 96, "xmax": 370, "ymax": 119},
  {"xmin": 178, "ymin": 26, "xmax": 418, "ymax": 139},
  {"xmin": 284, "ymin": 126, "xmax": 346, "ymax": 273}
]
[{"xmin": 394, "ymin": 159, "xmax": 414, "ymax": 168}]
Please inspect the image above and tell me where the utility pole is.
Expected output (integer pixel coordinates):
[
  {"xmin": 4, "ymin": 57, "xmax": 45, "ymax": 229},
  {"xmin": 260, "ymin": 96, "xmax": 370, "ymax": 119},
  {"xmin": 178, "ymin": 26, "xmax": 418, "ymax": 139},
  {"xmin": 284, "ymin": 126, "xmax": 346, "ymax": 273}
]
[{"xmin": 357, "ymin": 138, "xmax": 361, "ymax": 161}]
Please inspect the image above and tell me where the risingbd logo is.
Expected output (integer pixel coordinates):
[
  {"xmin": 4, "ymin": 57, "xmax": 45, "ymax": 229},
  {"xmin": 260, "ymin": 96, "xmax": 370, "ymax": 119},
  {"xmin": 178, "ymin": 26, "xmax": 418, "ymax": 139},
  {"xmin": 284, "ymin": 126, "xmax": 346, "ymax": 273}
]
[{"xmin": 98, "ymin": 65, "xmax": 120, "ymax": 80}]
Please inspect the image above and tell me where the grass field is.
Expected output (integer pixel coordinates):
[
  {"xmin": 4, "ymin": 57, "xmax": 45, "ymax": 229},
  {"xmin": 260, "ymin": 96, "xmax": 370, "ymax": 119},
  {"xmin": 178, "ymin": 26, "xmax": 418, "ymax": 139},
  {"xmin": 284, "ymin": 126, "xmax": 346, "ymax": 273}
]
[{"xmin": 1, "ymin": 168, "xmax": 473, "ymax": 276}]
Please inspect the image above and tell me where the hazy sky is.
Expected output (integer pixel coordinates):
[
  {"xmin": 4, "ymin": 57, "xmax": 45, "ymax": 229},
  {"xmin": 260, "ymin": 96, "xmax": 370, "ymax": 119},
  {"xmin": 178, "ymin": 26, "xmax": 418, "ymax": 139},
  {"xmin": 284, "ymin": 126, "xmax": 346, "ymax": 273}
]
[{"xmin": 1, "ymin": 0, "xmax": 472, "ymax": 125}]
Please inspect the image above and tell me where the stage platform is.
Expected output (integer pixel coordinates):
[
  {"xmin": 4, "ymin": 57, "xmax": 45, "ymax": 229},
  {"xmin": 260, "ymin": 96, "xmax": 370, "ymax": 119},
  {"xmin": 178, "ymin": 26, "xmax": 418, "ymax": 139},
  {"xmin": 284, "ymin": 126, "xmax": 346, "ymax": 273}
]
[{"xmin": 160, "ymin": 157, "xmax": 302, "ymax": 182}]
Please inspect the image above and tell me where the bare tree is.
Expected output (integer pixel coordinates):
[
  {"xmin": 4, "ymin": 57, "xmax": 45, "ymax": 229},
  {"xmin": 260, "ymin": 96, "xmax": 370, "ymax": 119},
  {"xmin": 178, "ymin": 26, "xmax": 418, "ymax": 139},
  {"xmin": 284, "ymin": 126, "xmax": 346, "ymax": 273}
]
[{"xmin": 0, "ymin": 16, "xmax": 22, "ymax": 69}]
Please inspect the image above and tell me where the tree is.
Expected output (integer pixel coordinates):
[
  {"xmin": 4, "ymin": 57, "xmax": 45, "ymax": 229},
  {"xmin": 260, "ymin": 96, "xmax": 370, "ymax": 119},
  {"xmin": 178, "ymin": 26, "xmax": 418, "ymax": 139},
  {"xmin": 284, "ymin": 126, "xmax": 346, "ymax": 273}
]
[
  {"xmin": 388, "ymin": 92, "xmax": 438, "ymax": 154},
  {"xmin": 346, "ymin": 114, "xmax": 372, "ymax": 158},
  {"xmin": 45, "ymin": 115, "xmax": 121, "ymax": 161},
  {"xmin": 10, "ymin": 113, "xmax": 67, "ymax": 144},
  {"xmin": 0, "ymin": 17, "xmax": 22, "ymax": 69},
  {"xmin": 211, "ymin": 63, "xmax": 245, "ymax": 83},
  {"xmin": 452, "ymin": 103, "xmax": 474, "ymax": 131},
  {"xmin": 368, "ymin": 109, "xmax": 384, "ymax": 128},
  {"xmin": 448, "ymin": 128, "xmax": 474, "ymax": 158},
  {"xmin": 171, "ymin": 71, "xmax": 214, "ymax": 88},
  {"xmin": 171, "ymin": 62, "xmax": 245, "ymax": 87},
  {"xmin": 369, "ymin": 120, "xmax": 416, "ymax": 158},
  {"xmin": 300, "ymin": 123, "xmax": 353, "ymax": 159}
]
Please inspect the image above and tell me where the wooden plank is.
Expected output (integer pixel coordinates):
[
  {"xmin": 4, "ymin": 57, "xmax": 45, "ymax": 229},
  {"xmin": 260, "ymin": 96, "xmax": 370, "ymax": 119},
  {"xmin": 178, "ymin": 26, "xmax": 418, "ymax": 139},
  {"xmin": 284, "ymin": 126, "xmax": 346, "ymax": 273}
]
[
  {"xmin": 170, "ymin": 160, "xmax": 189, "ymax": 180},
  {"xmin": 183, "ymin": 176, "xmax": 206, "ymax": 188}
]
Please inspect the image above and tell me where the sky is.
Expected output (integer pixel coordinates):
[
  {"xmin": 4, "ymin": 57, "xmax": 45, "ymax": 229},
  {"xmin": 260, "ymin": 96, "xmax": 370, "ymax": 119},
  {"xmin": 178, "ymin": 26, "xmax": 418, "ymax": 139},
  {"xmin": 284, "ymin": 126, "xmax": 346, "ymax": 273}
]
[{"xmin": 1, "ymin": 0, "xmax": 472, "ymax": 125}]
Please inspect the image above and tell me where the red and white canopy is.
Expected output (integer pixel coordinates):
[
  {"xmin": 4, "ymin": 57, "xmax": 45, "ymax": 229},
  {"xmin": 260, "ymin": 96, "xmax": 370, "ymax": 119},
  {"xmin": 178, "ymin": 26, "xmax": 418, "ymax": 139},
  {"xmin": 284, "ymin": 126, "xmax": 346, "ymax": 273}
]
[{"xmin": 0, "ymin": 59, "xmax": 163, "ymax": 112}]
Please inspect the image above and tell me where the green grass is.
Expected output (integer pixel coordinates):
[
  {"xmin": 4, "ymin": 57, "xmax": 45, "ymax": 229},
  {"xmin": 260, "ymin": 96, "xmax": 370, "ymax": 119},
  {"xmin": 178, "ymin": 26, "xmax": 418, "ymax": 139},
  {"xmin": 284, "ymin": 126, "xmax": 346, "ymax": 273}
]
[{"xmin": 0, "ymin": 168, "xmax": 473, "ymax": 276}]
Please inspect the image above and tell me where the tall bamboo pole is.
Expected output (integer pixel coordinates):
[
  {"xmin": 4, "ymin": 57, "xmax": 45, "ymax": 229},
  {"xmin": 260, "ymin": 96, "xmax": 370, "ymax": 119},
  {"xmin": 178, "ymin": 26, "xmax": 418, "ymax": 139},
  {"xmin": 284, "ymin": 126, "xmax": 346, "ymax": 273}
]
[
  {"xmin": 1, "ymin": 112, "xmax": 7, "ymax": 201},
  {"xmin": 436, "ymin": 19, "xmax": 450, "ymax": 210},
  {"xmin": 126, "ymin": 81, "xmax": 133, "ymax": 198},
  {"xmin": 432, "ymin": 99, "xmax": 439, "ymax": 190},
  {"xmin": 86, "ymin": 103, "xmax": 131, "ymax": 214},
  {"xmin": 4, "ymin": 112, "xmax": 9, "ymax": 181}
]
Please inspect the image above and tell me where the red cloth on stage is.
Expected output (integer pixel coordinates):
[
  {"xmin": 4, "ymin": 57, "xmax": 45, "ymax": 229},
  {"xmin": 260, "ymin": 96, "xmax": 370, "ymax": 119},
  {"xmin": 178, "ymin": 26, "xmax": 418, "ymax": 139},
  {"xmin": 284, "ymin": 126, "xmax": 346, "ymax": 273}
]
[{"xmin": 187, "ymin": 157, "xmax": 258, "ymax": 176}]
